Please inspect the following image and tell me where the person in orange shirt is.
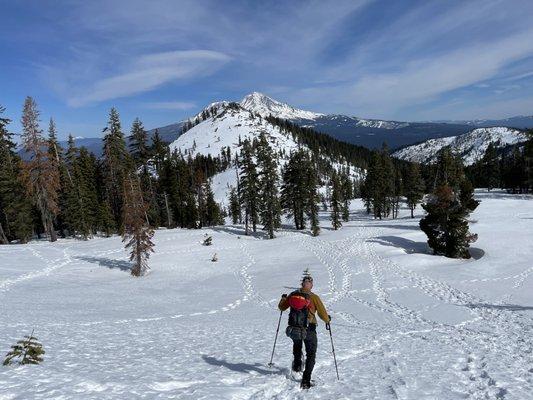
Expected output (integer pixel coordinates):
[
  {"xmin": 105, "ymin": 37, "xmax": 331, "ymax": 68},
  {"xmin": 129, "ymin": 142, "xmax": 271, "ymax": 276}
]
[{"xmin": 278, "ymin": 274, "xmax": 330, "ymax": 389}]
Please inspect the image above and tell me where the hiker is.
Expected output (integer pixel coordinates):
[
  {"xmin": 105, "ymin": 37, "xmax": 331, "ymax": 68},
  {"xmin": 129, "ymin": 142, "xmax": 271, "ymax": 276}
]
[{"xmin": 278, "ymin": 272, "xmax": 330, "ymax": 389}]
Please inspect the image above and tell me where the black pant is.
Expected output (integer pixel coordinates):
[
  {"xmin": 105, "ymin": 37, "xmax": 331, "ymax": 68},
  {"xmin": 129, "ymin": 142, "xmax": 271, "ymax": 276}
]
[{"xmin": 292, "ymin": 324, "xmax": 317, "ymax": 382}]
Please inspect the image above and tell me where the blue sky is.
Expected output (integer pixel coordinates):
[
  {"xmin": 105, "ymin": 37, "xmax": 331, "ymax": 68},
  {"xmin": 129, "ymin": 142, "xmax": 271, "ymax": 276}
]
[{"xmin": 2, "ymin": 0, "xmax": 533, "ymax": 139}]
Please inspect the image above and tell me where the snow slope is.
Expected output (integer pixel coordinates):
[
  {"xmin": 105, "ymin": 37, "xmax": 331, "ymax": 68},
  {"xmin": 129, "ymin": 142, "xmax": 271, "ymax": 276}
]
[
  {"xmin": 1, "ymin": 191, "xmax": 532, "ymax": 399},
  {"xmin": 392, "ymin": 127, "xmax": 529, "ymax": 165}
]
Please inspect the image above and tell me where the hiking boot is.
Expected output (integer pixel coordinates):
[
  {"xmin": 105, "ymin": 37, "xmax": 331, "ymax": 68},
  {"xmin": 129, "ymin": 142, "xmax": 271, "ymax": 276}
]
[
  {"xmin": 292, "ymin": 359, "xmax": 302, "ymax": 372},
  {"xmin": 300, "ymin": 379, "xmax": 312, "ymax": 390}
]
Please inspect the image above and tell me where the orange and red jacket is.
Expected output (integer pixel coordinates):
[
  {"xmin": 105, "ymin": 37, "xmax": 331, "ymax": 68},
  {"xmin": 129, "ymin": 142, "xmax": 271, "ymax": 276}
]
[{"xmin": 278, "ymin": 289, "xmax": 329, "ymax": 325}]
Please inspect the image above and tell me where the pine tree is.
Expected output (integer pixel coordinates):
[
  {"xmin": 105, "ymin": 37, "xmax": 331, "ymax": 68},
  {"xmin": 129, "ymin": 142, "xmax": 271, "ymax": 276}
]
[
  {"xmin": 364, "ymin": 152, "xmax": 385, "ymax": 218},
  {"xmin": 122, "ymin": 174, "xmax": 154, "ymax": 277},
  {"xmin": 150, "ymin": 129, "xmax": 167, "ymax": 177},
  {"xmin": 76, "ymin": 147, "xmax": 100, "ymax": 236},
  {"xmin": 340, "ymin": 171, "xmax": 352, "ymax": 222},
  {"xmin": 391, "ymin": 168, "xmax": 403, "ymax": 219},
  {"xmin": 281, "ymin": 149, "xmax": 308, "ymax": 230},
  {"xmin": 20, "ymin": 97, "xmax": 60, "ymax": 242},
  {"xmin": 102, "ymin": 107, "xmax": 131, "ymax": 230},
  {"xmin": 257, "ymin": 132, "xmax": 281, "ymax": 239},
  {"xmin": 330, "ymin": 172, "xmax": 342, "ymax": 230},
  {"xmin": 228, "ymin": 187, "xmax": 241, "ymax": 224},
  {"xmin": 305, "ymin": 156, "xmax": 320, "ymax": 236},
  {"xmin": 49, "ymin": 122, "xmax": 71, "ymax": 238},
  {"xmin": 404, "ymin": 163, "xmax": 425, "ymax": 218},
  {"xmin": 434, "ymin": 147, "xmax": 463, "ymax": 190},
  {"xmin": 525, "ymin": 130, "xmax": 533, "ymax": 192},
  {"xmin": 420, "ymin": 153, "xmax": 479, "ymax": 259},
  {"xmin": 3, "ymin": 330, "xmax": 45, "ymax": 366},
  {"xmin": 0, "ymin": 106, "xmax": 33, "ymax": 243},
  {"xmin": 129, "ymin": 118, "xmax": 149, "ymax": 168},
  {"xmin": 239, "ymin": 139, "xmax": 259, "ymax": 235},
  {"xmin": 204, "ymin": 181, "xmax": 223, "ymax": 226},
  {"xmin": 481, "ymin": 143, "xmax": 499, "ymax": 191},
  {"xmin": 98, "ymin": 201, "xmax": 116, "ymax": 237},
  {"xmin": 61, "ymin": 137, "xmax": 94, "ymax": 239}
]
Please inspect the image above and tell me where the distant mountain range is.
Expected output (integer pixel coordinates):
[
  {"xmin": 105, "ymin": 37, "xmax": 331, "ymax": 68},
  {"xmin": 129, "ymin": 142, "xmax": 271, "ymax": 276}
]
[
  {"xmin": 36, "ymin": 92, "xmax": 533, "ymax": 157},
  {"xmin": 392, "ymin": 127, "xmax": 529, "ymax": 166}
]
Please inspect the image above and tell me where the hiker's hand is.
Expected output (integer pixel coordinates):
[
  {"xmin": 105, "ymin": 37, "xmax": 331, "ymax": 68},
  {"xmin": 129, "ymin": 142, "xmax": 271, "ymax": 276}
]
[
  {"xmin": 281, "ymin": 293, "xmax": 288, "ymax": 298},
  {"xmin": 328, "ymin": 314, "xmax": 332, "ymax": 322}
]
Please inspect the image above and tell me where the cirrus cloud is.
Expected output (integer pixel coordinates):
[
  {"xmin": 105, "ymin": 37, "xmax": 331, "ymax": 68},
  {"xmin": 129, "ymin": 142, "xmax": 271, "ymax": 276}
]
[{"xmin": 67, "ymin": 50, "xmax": 231, "ymax": 107}]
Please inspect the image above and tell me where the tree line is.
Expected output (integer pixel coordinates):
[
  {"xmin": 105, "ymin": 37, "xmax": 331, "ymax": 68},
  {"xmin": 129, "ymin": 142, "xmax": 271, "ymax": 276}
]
[
  {"xmin": 0, "ymin": 99, "xmax": 230, "ymax": 275},
  {"xmin": 464, "ymin": 135, "xmax": 533, "ymax": 193},
  {"xmin": 228, "ymin": 132, "xmax": 356, "ymax": 238}
]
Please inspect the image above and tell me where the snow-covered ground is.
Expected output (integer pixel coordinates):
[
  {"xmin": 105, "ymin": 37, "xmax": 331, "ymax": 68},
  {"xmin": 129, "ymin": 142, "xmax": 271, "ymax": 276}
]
[{"xmin": 1, "ymin": 191, "xmax": 532, "ymax": 399}]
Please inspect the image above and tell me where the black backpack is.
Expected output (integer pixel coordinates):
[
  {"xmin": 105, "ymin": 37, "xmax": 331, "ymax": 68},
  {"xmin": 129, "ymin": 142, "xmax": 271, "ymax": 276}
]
[{"xmin": 285, "ymin": 290, "xmax": 310, "ymax": 341}]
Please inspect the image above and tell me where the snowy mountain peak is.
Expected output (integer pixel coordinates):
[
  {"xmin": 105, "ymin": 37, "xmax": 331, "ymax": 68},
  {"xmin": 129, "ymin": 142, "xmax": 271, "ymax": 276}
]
[{"xmin": 239, "ymin": 92, "xmax": 323, "ymax": 120}]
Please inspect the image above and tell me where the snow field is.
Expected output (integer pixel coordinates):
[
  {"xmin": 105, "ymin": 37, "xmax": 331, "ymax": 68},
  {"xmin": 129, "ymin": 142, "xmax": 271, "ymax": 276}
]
[{"xmin": 0, "ymin": 191, "xmax": 532, "ymax": 399}]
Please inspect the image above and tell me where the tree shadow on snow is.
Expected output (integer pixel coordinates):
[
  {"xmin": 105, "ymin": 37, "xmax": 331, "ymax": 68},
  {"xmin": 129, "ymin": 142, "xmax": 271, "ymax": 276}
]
[
  {"xmin": 362, "ymin": 223, "xmax": 420, "ymax": 231},
  {"xmin": 201, "ymin": 355, "xmax": 287, "ymax": 376},
  {"xmin": 368, "ymin": 236, "xmax": 431, "ymax": 255},
  {"xmin": 75, "ymin": 256, "xmax": 132, "ymax": 272},
  {"xmin": 463, "ymin": 303, "xmax": 533, "ymax": 311},
  {"xmin": 211, "ymin": 225, "xmax": 270, "ymax": 240}
]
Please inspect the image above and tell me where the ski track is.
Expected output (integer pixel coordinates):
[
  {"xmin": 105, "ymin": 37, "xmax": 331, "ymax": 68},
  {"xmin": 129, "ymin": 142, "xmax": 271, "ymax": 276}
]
[
  {"xmin": 0, "ymin": 246, "xmax": 73, "ymax": 293},
  {"xmin": 356, "ymin": 225, "xmax": 532, "ymax": 398},
  {"xmin": 1, "ymin": 201, "xmax": 532, "ymax": 399},
  {"xmin": 276, "ymin": 223, "xmax": 531, "ymax": 399}
]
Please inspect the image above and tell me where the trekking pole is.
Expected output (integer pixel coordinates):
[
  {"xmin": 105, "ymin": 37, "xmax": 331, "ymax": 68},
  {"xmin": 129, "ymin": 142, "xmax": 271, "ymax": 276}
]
[
  {"xmin": 326, "ymin": 321, "xmax": 340, "ymax": 380},
  {"xmin": 268, "ymin": 310, "xmax": 283, "ymax": 367}
]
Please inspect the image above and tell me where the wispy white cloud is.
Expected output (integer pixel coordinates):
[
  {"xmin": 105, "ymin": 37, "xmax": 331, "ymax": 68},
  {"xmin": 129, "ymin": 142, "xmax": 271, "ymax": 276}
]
[
  {"xmin": 29, "ymin": 0, "xmax": 533, "ymax": 119},
  {"xmin": 67, "ymin": 50, "xmax": 230, "ymax": 107}
]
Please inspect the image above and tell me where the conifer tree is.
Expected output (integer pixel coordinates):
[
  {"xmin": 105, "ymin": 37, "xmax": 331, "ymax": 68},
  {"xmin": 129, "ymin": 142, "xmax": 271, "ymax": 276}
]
[
  {"xmin": 420, "ymin": 152, "xmax": 479, "ymax": 259},
  {"xmin": 3, "ymin": 330, "xmax": 45, "ymax": 366},
  {"xmin": 129, "ymin": 118, "xmax": 149, "ymax": 168},
  {"xmin": 122, "ymin": 174, "xmax": 154, "ymax": 277},
  {"xmin": 102, "ymin": 107, "xmax": 131, "ymax": 230},
  {"xmin": 306, "ymin": 159, "xmax": 320, "ymax": 237},
  {"xmin": 228, "ymin": 187, "xmax": 241, "ymax": 224},
  {"xmin": 98, "ymin": 201, "xmax": 116, "ymax": 237},
  {"xmin": 20, "ymin": 97, "xmax": 60, "ymax": 241},
  {"xmin": 256, "ymin": 132, "xmax": 281, "ymax": 239},
  {"xmin": 150, "ymin": 129, "xmax": 167, "ymax": 176},
  {"xmin": 49, "ymin": 122, "xmax": 71, "ymax": 238},
  {"xmin": 239, "ymin": 139, "xmax": 259, "ymax": 234},
  {"xmin": 330, "ymin": 172, "xmax": 342, "ymax": 230},
  {"xmin": 61, "ymin": 137, "xmax": 95, "ymax": 239},
  {"xmin": 0, "ymin": 106, "xmax": 33, "ymax": 243},
  {"xmin": 525, "ymin": 130, "xmax": 533, "ymax": 192},
  {"xmin": 391, "ymin": 168, "xmax": 403, "ymax": 219},
  {"xmin": 404, "ymin": 163, "xmax": 425, "ymax": 218},
  {"xmin": 433, "ymin": 147, "xmax": 463, "ymax": 190},
  {"xmin": 340, "ymin": 171, "xmax": 352, "ymax": 222},
  {"xmin": 204, "ymin": 181, "xmax": 223, "ymax": 226},
  {"xmin": 281, "ymin": 149, "xmax": 308, "ymax": 230},
  {"xmin": 364, "ymin": 152, "xmax": 384, "ymax": 218},
  {"xmin": 481, "ymin": 143, "xmax": 499, "ymax": 191},
  {"xmin": 380, "ymin": 146, "xmax": 395, "ymax": 217},
  {"xmin": 129, "ymin": 118, "xmax": 160, "ymax": 225}
]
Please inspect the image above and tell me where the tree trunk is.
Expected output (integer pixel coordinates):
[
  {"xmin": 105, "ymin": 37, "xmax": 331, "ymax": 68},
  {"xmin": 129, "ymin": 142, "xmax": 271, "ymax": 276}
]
[{"xmin": 0, "ymin": 222, "xmax": 8, "ymax": 244}]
